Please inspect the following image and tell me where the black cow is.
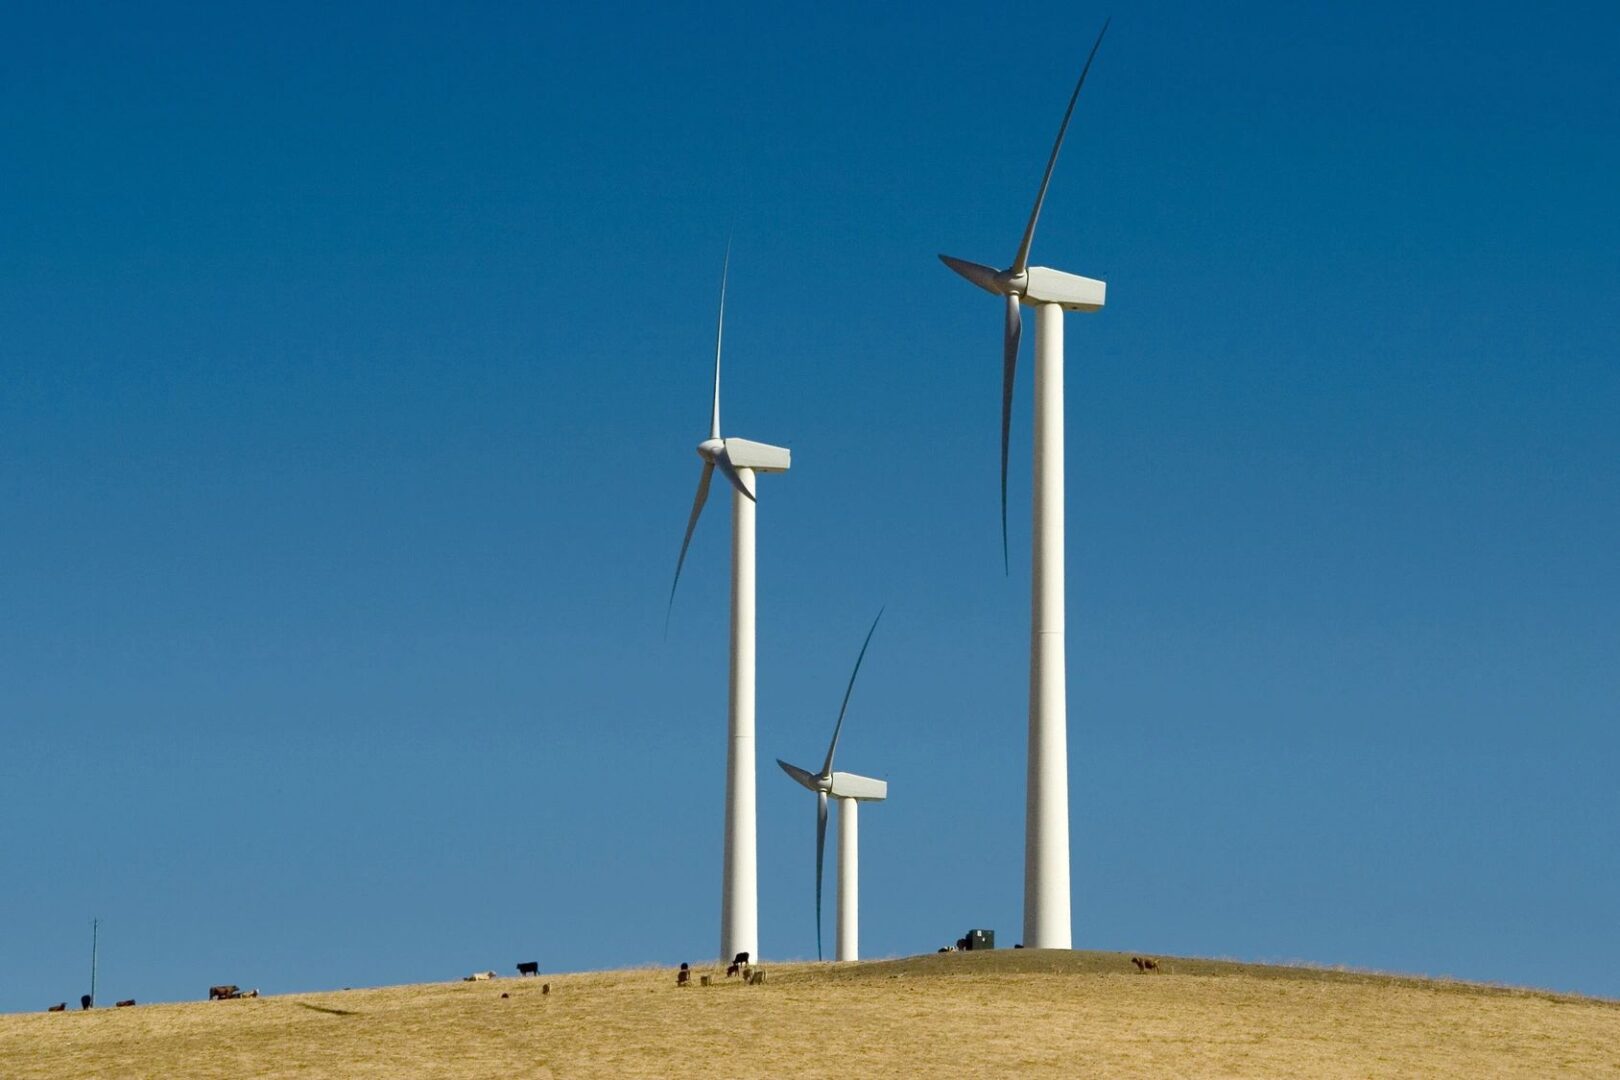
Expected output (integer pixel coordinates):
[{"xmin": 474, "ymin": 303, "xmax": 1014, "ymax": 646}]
[
  {"xmin": 80, "ymin": 995, "xmax": 93, "ymax": 1011},
  {"xmin": 516, "ymin": 961, "xmax": 539, "ymax": 977},
  {"xmin": 677, "ymin": 962, "xmax": 690, "ymax": 987},
  {"xmin": 47, "ymin": 1003, "xmax": 66, "ymax": 1012},
  {"xmin": 726, "ymin": 951, "xmax": 750, "ymax": 978},
  {"xmin": 116, "ymin": 999, "xmax": 136, "ymax": 1008}
]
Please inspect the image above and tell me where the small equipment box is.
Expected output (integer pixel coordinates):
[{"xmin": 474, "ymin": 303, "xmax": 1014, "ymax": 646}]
[{"xmin": 966, "ymin": 929, "xmax": 995, "ymax": 951}]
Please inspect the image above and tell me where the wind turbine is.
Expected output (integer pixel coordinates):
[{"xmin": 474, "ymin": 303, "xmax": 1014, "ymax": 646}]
[
  {"xmin": 777, "ymin": 611, "xmax": 887, "ymax": 962},
  {"xmin": 669, "ymin": 246, "xmax": 791, "ymax": 964},
  {"xmin": 938, "ymin": 20, "xmax": 1110, "ymax": 950}
]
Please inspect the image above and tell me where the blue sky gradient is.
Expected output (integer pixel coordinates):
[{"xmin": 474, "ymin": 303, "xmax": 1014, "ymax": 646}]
[{"xmin": 3, "ymin": 2, "xmax": 1617, "ymax": 1009}]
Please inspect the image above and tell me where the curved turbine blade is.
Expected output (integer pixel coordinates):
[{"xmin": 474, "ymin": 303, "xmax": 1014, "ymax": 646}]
[
  {"xmin": 822, "ymin": 609, "xmax": 884, "ymax": 776},
  {"xmin": 711, "ymin": 242, "xmax": 730, "ymax": 440},
  {"xmin": 815, "ymin": 789, "xmax": 828, "ymax": 962},
  {"xmin": 666, "ymin": 461, "xmax": 715, "ymax": 625},
  {"xmin": 1011, "ymin": 18, "xmax": 1111, "ymax": 275},
  {"xmin": 938, "ymin": 254, "xmax": 1005, "ymax": 296},
  {"xmin": 714, "ymin": 446, "xmax": 756, "ymax": 503},
  {"xmin": 1000, "ymin": 293, "xmax": 1021, "ymax": 574},
  {"xmin": 777, "ymin": 758, "xmax": 820, "ymax": 793}
]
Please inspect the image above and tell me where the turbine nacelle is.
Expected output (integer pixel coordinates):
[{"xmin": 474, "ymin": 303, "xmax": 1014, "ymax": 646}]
[
  {"xmin": 777, "ymin": 760, "xmax": 889, "ymax": 803},
  {"xmin": 1023, "ymin": 265, "xmax": 1106, "ymax": 312},
  {"xmin": 721, "ymin": 437, "xmax": 791, "ymax": 473},
  {"xmin": 828, "ymin": 771, "xmax": 887, "ymax": 802},
  {"xmin": 697, "ymin": 437, "xmax": 791, "ymax": 473},
  {"xmin": 940, "ymin": 254, "xmax": 1105, "ymax": 313}
]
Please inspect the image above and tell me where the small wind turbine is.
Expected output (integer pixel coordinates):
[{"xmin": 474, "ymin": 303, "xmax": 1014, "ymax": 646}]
[
  {"xmin": 778, "ymin": 611, "xmax": 887, "ymax": 962},
  {"xmin": 669, "ymin": 245, "xmax": 791, "ymax": 964},
  {"xmin": 938, "ymin": 20, "xmax": 1111, "ymax": 951}
]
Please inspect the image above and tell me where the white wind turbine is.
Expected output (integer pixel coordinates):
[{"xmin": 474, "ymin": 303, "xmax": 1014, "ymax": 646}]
[
  {"xmin": 668, "ymin": 247, "xmax": 791, "ymax": 964},
  {"xmin": 777, "ymin": 611, "xmax": 887, "ymax": 962},
  {"xmin": 938, "ymin": 20, "xmax": 1110, "ymax": 950}
]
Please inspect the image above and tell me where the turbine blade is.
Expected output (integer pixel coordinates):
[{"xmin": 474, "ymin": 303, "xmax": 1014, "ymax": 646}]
[
  {"xmin": 666, "ymin": 461, "xmax": 715, "ymax": 625},
  {"xmin": 816, "ymin": 790, "xmax": 828, "ymax": 962},
  {"xmin": 1011, "ymin": 18, "xmax": 1111, "ymax": 274},
  {"xmin": 711, "ymin": 241, "xmax": 730, "ymax": 440},
  {"xmin": 1000, "ymin": 293, "xmax": 1021, "ymax": 574},
  {"xmin": 715, "ymin": 446, "xmax": 756, "ymax": 503},
  {"xmin": 777, "ymin": 759, "xmax": 821, "ymax": 793},
  {"xmin": 939, "ymin": 254, "xmax": 1005, "ymax": 296},
  {"xmin": 822, "ymin": 609, "xmax": 884, "ymax": 777}
]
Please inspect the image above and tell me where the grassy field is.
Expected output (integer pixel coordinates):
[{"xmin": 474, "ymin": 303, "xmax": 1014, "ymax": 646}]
[{"xmin": 4, "ymin": 950, "xmax": 1616, "ymax": 1078}]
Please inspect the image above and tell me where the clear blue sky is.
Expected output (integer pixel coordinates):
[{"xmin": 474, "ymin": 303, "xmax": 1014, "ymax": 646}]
[{"xmin": 3, "ymin": 1, "xmax": 1617, "ymax": 1010}]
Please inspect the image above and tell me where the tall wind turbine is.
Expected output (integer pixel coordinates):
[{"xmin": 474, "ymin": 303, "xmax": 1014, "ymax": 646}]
[
  {"xmin": 778, "ymin": 611, "xmax": 887, "ymax": 962},
  {"xmin": 669, "ymin": 247, "xmax": 791, "ymax": 964},
  {"xmin": 938, "ymin": 20, "xmax": 1110, "ymax": 950}
]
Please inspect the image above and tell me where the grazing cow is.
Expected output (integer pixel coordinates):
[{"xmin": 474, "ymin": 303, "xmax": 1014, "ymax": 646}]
[
  {"xmin": 725, "ymin": 951, "xmax": 751, "ymax": 978},
  {"xmin": 80, "ymin": 995, "xmax": 93, "ymax": 1011},
  {"xmin": 464, "ymin": 971, "xmax": 496, "ymax": 982},
  {"xmin": 116, "ymin": 999, "xmax": 136, "ymax": 1008},
  {"xmin": 1130, "ymin": 956, "xmax": 1160, "ymax": 973},
  {"xmin": 516, "ymin": 962, "xmax": 539, "ymax": 977},
  {"xmin": 677, "ymin": 963, "xmax": 690, "ymax": 987},
  {"xmin": 47, "ymin": 1003, "xmax": 66, "ymax": 1012},
  {"xmin": 748, "ymin": 970, "xmax": 765, "ymax": 986},
  {"xmin": 209, "ymin": 985, "xmax": 239, "ymax": 1001}
]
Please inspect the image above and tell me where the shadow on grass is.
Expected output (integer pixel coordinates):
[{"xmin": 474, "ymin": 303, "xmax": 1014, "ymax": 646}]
[{"xmin": 294, "ymin": 1002, "xmax": 360, "ymax": 1017}]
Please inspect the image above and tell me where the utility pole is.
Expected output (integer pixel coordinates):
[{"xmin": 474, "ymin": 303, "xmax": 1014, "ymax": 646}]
[{"xmin": 89, "ymin": 918, "xmax": 99, "ymax": 1007}]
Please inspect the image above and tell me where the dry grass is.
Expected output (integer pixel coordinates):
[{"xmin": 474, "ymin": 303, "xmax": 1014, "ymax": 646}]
[{"xmin": 4, "ymin": 950, "xmax": 1616, "ymax": 1078}]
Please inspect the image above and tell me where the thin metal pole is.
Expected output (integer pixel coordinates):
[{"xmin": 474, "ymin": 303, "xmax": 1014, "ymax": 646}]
[
  {"xmin": 721, "ymin": 467, "xmax": 760, "ymax": 964},
  {"xmin": 90, "ymin": 918, "xmax": 99, "ymax": 1005},
  {"xmin": 1025, "ymin": 301, "xmax": 1072, "ymax": 949}
]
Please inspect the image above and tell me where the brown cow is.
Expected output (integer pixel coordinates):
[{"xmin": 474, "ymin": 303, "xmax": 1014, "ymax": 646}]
[
  {"xmin": 677, "ymin": 963, "xmax": 690, "ymax": 987},
  {"xmin": 1130, "ymin": 956, "xmax": 1160, "ymax": 973},
  {"xmin": 209, "ymin": 984, "xmax": 240, "ymax": 1000},
  {"xmin": 116, "ymin": 999, "xmax": 136, "ymax": 1008},
  {"xmin": 47, "ymin": 1003, "xmax": 66, "ymax": 1012}
]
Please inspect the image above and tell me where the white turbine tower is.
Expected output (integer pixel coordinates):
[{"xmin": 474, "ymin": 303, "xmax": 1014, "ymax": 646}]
[
  {"xmin": 669, "ymin": 247, "xmax": 791, "ymax": 964},
  {"xmin": 938, "ymin": 20, "xmax": 1110, "ymax": 950},
  {"xmin": 777, "ymin": 611, "xmax": 887, "ymax": 962}
]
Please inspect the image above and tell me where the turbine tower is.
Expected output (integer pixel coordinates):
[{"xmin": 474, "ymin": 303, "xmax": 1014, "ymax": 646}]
[
  {"xmin": 778, "ymin": 611, "xmax": 887, "ymax": 962},
  {"xmin": 669, "ymin": 247, "xmax": 791, "ymax": 964},
  {"xmin": 938, "ymin": 21, "xmax": 1110, "ymax": 950}
]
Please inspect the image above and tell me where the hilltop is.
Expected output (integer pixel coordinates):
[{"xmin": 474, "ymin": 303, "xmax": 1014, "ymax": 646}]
[{"xmin": 3, "ymin": 950, "xmax": 1615, "ymax": 1078}]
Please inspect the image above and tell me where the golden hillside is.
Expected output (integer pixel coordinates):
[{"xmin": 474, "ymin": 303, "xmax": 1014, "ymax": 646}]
[{"xmin": 4, "ymin": 950, "xmax": 1614, "ymax": 1078}]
